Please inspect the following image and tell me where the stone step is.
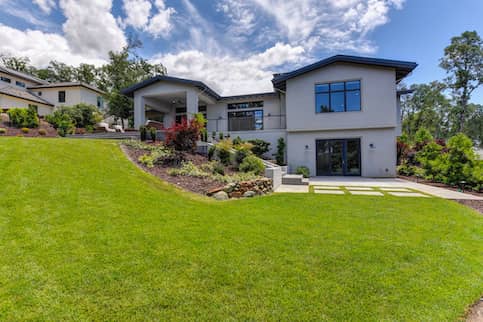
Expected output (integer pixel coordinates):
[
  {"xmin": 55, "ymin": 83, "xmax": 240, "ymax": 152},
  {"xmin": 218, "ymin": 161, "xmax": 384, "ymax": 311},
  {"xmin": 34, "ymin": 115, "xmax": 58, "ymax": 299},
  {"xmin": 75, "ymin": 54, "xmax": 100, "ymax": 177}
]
[{"xmin": 282, "ymin": 174, "xmax": 309, "ymax": 185}]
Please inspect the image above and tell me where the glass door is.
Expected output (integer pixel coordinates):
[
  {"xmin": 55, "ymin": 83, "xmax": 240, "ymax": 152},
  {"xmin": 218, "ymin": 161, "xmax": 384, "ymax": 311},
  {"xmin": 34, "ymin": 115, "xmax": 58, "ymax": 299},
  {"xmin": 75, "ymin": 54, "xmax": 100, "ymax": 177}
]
[{"xmin": 316, "ymin": 139, "xmax": 361, "ymax": 176}]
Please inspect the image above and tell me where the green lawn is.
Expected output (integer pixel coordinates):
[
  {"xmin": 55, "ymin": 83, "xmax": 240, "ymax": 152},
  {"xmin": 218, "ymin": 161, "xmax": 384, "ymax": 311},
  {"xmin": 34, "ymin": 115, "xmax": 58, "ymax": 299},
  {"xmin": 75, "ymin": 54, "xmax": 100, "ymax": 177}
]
[{"xmin": 0, "ymin": 138, "xmax": 482, "ymax": 321}]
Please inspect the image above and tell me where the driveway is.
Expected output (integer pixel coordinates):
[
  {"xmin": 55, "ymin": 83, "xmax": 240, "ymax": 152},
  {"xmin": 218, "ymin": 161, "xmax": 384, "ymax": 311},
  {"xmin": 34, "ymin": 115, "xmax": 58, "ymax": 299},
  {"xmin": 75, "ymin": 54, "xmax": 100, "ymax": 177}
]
[{"xmin": 276, "ymin": 177, "xmax": 483, "ymax": 200}]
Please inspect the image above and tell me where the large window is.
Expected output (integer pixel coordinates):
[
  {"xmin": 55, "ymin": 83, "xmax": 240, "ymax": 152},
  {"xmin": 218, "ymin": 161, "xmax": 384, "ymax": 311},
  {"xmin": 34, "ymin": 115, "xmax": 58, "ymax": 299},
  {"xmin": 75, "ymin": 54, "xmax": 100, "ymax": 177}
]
[
  {"xmin": 0, "ymin": 76, "xmax": 11, "ymax": 83},
  {"xmin": 16, "ymin": 81, "xmax": 26, "ymax": 88},
  {"xmin": 228, "ymin": 110, "xmax": 263, "ymax": 131},
  {"xmin": 97, "ymin": 96, "xmax": 104, "ymax": 109},
  {"xmin": 315, "ymin": 80, "xmax": 361, "ymax": 113},
  {"xmin": 58, "ymin": 91, "xmax": 66, "ymax": 103}
]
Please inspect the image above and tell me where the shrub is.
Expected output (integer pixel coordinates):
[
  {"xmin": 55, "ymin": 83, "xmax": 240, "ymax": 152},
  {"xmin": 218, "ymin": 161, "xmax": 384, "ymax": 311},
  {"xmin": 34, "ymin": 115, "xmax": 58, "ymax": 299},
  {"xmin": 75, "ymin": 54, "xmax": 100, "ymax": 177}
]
[
  {"xmin": 21, "ymin": 127, "xmax": 29, "ymax": 134},
  {"xmin": 165, "ymin": 118, "xmax": 203, "ymax": 152},
  {"xmin": 396, "ymin": 137, "xmax": 410, "ymax": 165},
  {"xmin": 239, "ymin": 155, "xmax": 265, "ymax": 175},
  {"xmin": 442, "ymin": 133, "xmax": 477, "ymax": 185},
  {"xmin": 247, "ymin": 139, "xmax": 270, "ymax": 157},
  {"xmin": 216, "ymin": 139, "xmax": 233, "ymax": 166},
  {"xmin": 45, "ymin": 110, "xmax": 75, "ymax": 136},
  {"xmin": 219, "ymin": 132, "xmax": 224, "ymax": 141},
  {"xmin": 208, "ymin": 145, "xmax": 216, "ymax": 161},
  {"xmin": 234, "ymin": 142, "xmax": 253, "ymax": 166},
  {"xmin": 201, "ymin": 161, "xmax": 225, "ymax": 175},
  {"xmin": 7, "ymin": 107, "xmax": 39, "ymax": 128},
  {"xmin": 38, "ymin": 129, "xmax": 47, "ymax": 136},
  {"xmin": 276, "ymin": 137, "xmax": 286, "ymax": 165},
  {"xmin": 212, "ymin": 131, "xmax": 216, "ymax": 140},
  {"xmin": 295, "ymin": 166, "xmax": 310, "ymax": 178},
  {"xmin": 232, "ymin": 136, "xmax": 243, "ymax": 146},
  {"xmin": 168, "ymin": 161, "xmax": 210, "ymax": 178},
  {"xmin": 200, "ymin": 129, "xmax": 208, "ymax": 142},
  {"xmin": 416, "ymin": 141, "xmax": 443, "ymax": 177},
  {"xmin": 0, "ymin": 128, "xmax": 6, "ymax": 134},
  {"xmin": 414, "ymin": 128, "xmax": 433, "ymax": 150},
  {"xmin": 137, "ymin": 145, "xmax": 175, "ymax": 168},
  {"xmin": 139, "ymin": 126, "xmax": 147, "ymax": 141},
  {"xmin": 149, "ymin": 127, "xmax": 157, "ymax": 142}
]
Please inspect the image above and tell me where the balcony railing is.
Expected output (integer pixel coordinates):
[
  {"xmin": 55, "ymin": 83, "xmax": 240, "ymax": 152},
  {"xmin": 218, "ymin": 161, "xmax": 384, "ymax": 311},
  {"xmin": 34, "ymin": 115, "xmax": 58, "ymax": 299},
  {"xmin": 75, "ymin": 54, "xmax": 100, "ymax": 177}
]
[{"xmin": 206, "ymin": 114, "xmax": 286, "ymax": 132}]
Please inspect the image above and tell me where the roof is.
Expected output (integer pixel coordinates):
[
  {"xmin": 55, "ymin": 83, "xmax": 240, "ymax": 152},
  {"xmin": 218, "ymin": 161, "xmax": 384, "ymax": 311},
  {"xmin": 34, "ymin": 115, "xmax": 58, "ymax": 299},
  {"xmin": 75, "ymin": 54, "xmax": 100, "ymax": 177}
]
[
  {"xmin": 219, "ymin": 92, "xmax": 278, "ymax": 101},
  {"xmin": 28, "ymin": 82, "xmax": 105, "ymax": 94},
  {"xmin": 121, "ymin": 75, "xmax": 221, "ymax": 100},
  {"xmin": 0, "ymin": 84, "xmax": 54, "ymax": 106},
  {"xmin": 0, "ymin": 66, "xmax": 50, "ymax": 85},
  {"xmin": 272, "ymin": 55, "xmax": 418, "ymax": 90},
  {"xmin": 397, "ymin": 89, "xmax": 415, "ymax": 95}
]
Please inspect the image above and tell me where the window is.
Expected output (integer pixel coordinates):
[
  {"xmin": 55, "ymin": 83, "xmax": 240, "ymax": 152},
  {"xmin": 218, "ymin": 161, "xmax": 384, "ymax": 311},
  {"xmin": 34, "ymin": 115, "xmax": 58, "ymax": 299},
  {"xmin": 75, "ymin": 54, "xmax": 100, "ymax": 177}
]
[
  {"xmin": 315, "ymin": 80, "xmax": 360, "ymax": 113},
  {"xmin": 38, "ymin": 92, "xmax": 42, "ymax": 96},
  {"xmin": 0, "ymin": 76, "xmax": 11, "ymax": 83},
  {"xmin": 58, "ymin": 91, "xmax": 66, "ymax": 103},
  {"xmin": 16, "ymin": 81, "xmax": 26, "ymax": 88},
  {"xmin": 228, "ymin": 110, "xmax": 263, "ymax": 131},
  {"xmin": 228, "ymin": 101, "xmax": 263, "ymax": 110},
  {"xmin": 97, "ymin": 96, "xmax": 103, "ymax": 108},
  {"xmin": 175, "ymin": 107, "xmax": 187, "ymax": 124}
]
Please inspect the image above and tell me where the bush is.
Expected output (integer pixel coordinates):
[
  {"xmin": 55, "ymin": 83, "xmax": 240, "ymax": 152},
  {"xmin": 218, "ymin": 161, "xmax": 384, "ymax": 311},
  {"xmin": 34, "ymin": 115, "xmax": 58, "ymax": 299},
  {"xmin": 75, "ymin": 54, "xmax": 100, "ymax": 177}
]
[
  {"xmin": 219, "ymin": 132, "xmax": 224, "ymax": 140},
  {"xmin": 45, "ymin": 110, "xmax": 75, "ymax": 136},
  {"xmin": 295, "ymin": 166, "xmax": 310, "ymax": 178},
  {"xmin": 137, "ymin": 145, "xmax": 175, "ymax": 168},
  {"xmin": 216, "ymin": 139, "xmax": 233, "ymax": 166},
  {"xmin": 21, "ymin": 127, "xmax": 29, "ymax": 134},
  {"xmin": 442, "ymin": 133, "xmax": 477, "ymax": 185},
  {"xmin": 149, "ymin": 127, "xmax": 157, "ymax": 142},
  {"xmin": 247, "ymin": 139, "xmax": 270, "ymax": 157},
  {"xmin": 165, "ymin": 118, "xmax": 203, "ymax": 152},
  {"xmin": 0, "ymin": 128, "xmax": 6, "ymax": 134},
  {"xmin": 234, "ymin": 142, "xmax": 253, "ymax": 166},
  {"xmin": 38, "ymin": 129, "xmax": 47, "ymax": 136},
  {"xmin": 232, "ymin": 136, "xmax": 243, "ymax": 146},
  {"xmin": 7, "ymin": 107, "xmax": 39, "ymax": 128},
  {"xmin": 416, "ymin": 141, "xmax": 443, "ymax": 178},
  {"xmin": 201, "ymin": 161, "xmax": 225, "ymax": 175},
  {"xmin": 239, "ymin": 155, "xmax": 265, "ymax": 175},
  {"xmin": 139, "ymin": 126, "xmax": 147, "ymax": 141},
  {"xmin": 46, "ymin": 104, "xmax": 101, "ymax": 130},
  {"xmin": 275, "ymin": 137, "xmax": 286, "ymax": 165},
  {"xmin": 208, "ymin": 145, "xmax": 216, "ymax": 161},
  {"xmin": 414, "ymin": 128, "xmax": 433, "ymax": 150},
  {"xmin": 168, "ymin": 161, "xmax": 210, "ymax": 178}
]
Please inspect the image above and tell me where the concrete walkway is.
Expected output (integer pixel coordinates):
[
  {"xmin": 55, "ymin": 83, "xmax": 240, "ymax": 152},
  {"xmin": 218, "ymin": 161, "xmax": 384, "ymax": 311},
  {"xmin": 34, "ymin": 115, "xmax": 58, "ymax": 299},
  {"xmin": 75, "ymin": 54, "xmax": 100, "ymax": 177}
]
[{"xmin": 275, "ymin": 177, "xmax": 483, "ymax": 200}]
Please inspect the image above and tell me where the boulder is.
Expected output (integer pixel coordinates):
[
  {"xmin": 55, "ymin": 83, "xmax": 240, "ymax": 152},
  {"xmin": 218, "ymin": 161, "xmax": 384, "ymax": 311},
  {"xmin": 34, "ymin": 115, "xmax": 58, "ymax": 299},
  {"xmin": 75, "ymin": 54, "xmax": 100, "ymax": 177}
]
[
  {"xmin": 207, "ymin": 187, "xmax": 224, "ymax": 196},
  {"xmin": 213, "ymin": 191, "xmax": 229, "ymax": 200},
  {"xmin": 243, "ymin": 191, "xmax": 256, "ymax": 198}
]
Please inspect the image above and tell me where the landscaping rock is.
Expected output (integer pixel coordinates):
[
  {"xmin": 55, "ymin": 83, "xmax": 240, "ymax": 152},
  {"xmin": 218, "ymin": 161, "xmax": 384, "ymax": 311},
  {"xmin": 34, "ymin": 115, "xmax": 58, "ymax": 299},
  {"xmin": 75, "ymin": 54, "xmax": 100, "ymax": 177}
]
[
  {"xmin": 213, "ymin": 191, "xmax": 229, "ymax": 200},
  {"xmin": 0, "ymin": 113, "xmax": 9, "ymax": 123},
  {"xmin": 207, "ymin": 187, "xmax": 224, "ymax": 196},
  {"xmin": 243, "ymin": 191, "xmax": 256, "ymax": 198}
]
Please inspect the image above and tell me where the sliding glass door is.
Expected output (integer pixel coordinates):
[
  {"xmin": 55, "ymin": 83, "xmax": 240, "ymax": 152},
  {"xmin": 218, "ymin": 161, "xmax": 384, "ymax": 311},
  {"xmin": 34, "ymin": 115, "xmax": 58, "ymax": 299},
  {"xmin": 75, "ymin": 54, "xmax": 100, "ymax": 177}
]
[{"xmin": 316, "ymin": 139, "xmax": 361, "ymax": 176}]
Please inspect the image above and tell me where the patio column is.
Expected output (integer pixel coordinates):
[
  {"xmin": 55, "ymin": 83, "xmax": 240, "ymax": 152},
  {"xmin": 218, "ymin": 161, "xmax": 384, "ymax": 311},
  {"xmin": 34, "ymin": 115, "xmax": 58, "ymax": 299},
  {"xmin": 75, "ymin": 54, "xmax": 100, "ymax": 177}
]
[
  {"xmin": 186, "ymin": 90, "xmax": 198, "ymax": 121},
  {"xmin": 134, "ymin": 95, "xmax": 146, "ymax": 129}
]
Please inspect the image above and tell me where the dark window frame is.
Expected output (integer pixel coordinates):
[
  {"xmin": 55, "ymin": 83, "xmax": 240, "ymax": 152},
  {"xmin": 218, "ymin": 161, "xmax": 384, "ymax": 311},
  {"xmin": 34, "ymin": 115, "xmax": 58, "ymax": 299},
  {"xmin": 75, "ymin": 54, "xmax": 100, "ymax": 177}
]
[
  {"xmin": 228, "ymin": 109, "xmax": 264, "ymax": 131},
  {"xmin": 227, "ymin": 101, "xmax": 263, "ymax": 110},
  {"xmin": 16, "ymin": 80, "xmax": 26, "ymax": 88},
  {"xmin": 58, "ymin": 91, "xmax": 66, "ymax": 103},
  {"xmin": 0, "ymin": 76, "xmax": 11, "ymax": 83},
  {"xmin": 315, "ymin": 80, "xmax": 361, "ymax": 113}
]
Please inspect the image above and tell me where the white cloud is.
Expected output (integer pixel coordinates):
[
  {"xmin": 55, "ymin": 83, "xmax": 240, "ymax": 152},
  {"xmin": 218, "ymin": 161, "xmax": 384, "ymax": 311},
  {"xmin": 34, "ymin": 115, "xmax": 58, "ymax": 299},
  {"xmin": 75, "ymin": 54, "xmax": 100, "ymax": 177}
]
[
  {"xmin": 145, "ymin": 0, "xmax": 175, "ymax": 38},
  {"xmin": 59, "ymin": 0, "xmax": 127, "ymax": 57},
  {"xmin": 0, "ymin": 23, "xmax": 105, "ymax": 66},
  {"xmin": 152, "ymin": 43, "xmax": 305, "ymax": 95},
  {"xmin": 121, "ymin": 0, "xmax": 152, "ymax": 29},
  {"xmin": 217, "ymin": 0, "xmax": 257, "ymax": 41},
  {"xmin": 219, "ymin": 0, "xmax": 405, "ymax": 53},
  {"xmin": 33, "ymin": 0, "xmax": 56, "ymax": 14}
]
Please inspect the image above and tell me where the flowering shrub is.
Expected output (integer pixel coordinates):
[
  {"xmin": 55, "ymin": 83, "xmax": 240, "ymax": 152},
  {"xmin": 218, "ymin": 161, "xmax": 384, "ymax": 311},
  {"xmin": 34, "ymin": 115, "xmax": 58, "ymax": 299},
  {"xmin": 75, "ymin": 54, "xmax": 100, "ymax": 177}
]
[{"xmin": 165, "ymin": 117, "xmax": 203, "ymax": 151}]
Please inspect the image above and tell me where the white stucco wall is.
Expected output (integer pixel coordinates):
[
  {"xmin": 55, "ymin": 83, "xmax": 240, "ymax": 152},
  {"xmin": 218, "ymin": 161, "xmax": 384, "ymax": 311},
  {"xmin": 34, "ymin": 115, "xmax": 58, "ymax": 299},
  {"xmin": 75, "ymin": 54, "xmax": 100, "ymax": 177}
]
[
  {"xmin": 0, "ymin": 72, "xmax": 40, "ymax": 88},
  {"xmin": 286, "ymin": 128, "xmax": 397, "ymax": 177},
  {"xmin": 0, "ymin": 95, "xmax": 52, "ymax": 116},
  {"xmin": 285, "ymin": 63, "xmax": 398, "ymax": 131},
  {"xmin": 37, "ymin": 86, "xmax": 102, "ymax": 109}
]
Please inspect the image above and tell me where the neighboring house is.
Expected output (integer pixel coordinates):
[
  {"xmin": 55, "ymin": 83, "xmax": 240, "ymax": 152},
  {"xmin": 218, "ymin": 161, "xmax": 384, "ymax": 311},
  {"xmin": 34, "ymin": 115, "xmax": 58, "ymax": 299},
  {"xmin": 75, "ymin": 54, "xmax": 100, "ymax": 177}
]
[
  {"xmin": 0, "ymin": 66, "xmax": 105, "ymax": 116},
  {"xmin": 123, "ymin": 55, "xmax": 417, "ymax": 177}
]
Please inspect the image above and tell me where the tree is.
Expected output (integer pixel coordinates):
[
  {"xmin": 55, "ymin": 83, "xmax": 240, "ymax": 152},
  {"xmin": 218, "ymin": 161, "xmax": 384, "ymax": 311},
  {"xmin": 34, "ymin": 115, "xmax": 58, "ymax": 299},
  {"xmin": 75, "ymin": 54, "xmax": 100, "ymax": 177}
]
[
  {"xmin": 440, "ymin": 31, "xmax": 483, "ymax": 132},
  {"xmin": 0, "ymin": 55, "xmax": 31, "ymax": 72},
  {"xmin": 464, "ymin": 103, "xmax": 483, "ymax": 147},
  {"xmin": 75, "ymin": 64, "xmax": 97, "ymax": 84},
  {"xmin": 45, "ymin": 61, "xmax": 75, "ymax": 82},
  {"xmin": 401, "ymin": 82, "xmax": 451, "ymax": 139},
  {"xmin": 97, "ymin": 45, "xmax": 166, "ymax": 128}
]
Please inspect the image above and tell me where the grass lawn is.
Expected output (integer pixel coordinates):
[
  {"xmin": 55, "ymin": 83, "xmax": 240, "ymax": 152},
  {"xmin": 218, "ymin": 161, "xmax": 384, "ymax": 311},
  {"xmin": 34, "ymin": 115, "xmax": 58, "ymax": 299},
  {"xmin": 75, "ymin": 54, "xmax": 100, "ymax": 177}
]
[{"xmin": 0, "ymin": 137, "xmax": 482, "ymax": 321}]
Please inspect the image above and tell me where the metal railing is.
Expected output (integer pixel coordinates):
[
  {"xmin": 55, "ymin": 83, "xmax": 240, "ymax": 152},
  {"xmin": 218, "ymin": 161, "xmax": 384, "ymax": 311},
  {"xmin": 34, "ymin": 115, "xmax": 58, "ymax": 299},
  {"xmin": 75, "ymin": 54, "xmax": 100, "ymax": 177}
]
[{"xmin": 206, "ymin": 114, "xmax": 286, "ymax": 132}]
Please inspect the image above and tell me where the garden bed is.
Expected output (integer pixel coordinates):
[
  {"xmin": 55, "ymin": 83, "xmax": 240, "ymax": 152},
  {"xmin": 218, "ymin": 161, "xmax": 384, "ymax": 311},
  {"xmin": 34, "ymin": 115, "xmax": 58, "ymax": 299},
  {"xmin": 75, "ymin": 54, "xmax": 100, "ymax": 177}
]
[
  {"xmin": 0, "ymin": 120, "xmax": 58, "ymax": 137},
  {"xmin": 398, "ymin": 175, "xmax": 482, "ymax": 197},
  {"xmin": 122, "ymin": 141, "xmax": 266, "ymax": 196}
]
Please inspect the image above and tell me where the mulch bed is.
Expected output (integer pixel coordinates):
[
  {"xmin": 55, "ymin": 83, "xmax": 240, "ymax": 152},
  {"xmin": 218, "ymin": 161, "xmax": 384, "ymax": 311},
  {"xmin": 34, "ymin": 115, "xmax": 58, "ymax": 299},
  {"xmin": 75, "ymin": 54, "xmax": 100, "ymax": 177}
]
[
  {"xmin": 454, "ymin": 200, "xmax": 483, "ymax": 214},
  {"xmin": 0, "ymin": 120, "xmax": 58, "ymax": 137},
  {"xmin": 123, "ymin": 144, "xmax": 228, "ymax": 195}
]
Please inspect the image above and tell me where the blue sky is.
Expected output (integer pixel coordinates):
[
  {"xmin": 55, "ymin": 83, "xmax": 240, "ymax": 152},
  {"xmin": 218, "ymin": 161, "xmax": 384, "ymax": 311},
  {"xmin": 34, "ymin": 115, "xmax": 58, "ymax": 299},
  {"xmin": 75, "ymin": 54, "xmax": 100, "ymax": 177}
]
[{"xmin": 0, "ymin": 0, "xmax": 481, "ymax": 100}]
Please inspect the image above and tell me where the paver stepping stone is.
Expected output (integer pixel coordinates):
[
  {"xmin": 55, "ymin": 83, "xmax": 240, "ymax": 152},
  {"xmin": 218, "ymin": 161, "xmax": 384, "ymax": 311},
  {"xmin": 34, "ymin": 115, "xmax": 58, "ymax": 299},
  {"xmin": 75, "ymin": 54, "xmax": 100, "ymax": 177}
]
[
  {"xmin": 314, "ymin": 190, "xmax": 345, "ymax": 195},
  {"xmin": 349, "ymin": 191, "xmax": 384, "ymax": 196},
  {"xmin": 313, "ymin": 186, "xmax": 341, "ymax": 190},
  {"xmin": 379, "ymin": 187, "xmax": 413, "ymax": 192},
  {"xmin": 345, "ymin": 187, "xmax": 374, "ymax": 191},
  {"xmin": 388, "ymin": 192, "xmax": 429, "ymax": 197}
]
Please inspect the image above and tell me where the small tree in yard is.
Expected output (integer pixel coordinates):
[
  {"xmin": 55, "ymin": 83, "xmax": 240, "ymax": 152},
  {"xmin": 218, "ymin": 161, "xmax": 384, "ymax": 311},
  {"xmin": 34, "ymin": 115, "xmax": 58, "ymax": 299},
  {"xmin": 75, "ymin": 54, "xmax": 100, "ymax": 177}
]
[
  {"xmin": 165, "ymin": 117, "xmax": 203, "ymax": 152},
  {"xmin": 275, "ymin": 137, "xmax": 286, "ymax": 165}
]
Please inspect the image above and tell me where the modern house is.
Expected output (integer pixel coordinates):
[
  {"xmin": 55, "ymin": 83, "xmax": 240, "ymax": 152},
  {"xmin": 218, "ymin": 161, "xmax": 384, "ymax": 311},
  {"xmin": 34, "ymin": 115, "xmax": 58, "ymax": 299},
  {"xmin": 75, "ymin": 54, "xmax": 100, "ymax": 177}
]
[
  {"xmin": 123, "ymin": 55, "xmax": 417, "ymax": 177},
  {"xmin": 0, "ymin": 66, "xmax": 105, "ymax": 116}
]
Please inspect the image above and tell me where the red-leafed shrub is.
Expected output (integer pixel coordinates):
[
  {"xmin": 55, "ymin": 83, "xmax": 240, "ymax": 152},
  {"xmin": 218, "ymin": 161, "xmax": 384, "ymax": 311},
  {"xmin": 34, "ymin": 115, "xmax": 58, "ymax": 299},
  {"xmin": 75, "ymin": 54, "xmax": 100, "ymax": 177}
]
[{"xmin": 165, "ymin": 117, "xmax": 203, "ymax": 151}]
